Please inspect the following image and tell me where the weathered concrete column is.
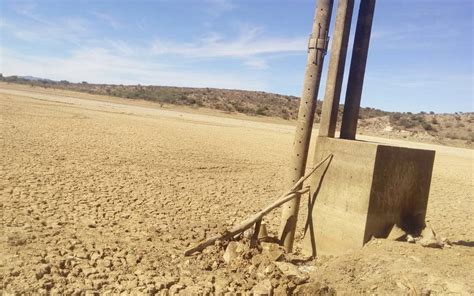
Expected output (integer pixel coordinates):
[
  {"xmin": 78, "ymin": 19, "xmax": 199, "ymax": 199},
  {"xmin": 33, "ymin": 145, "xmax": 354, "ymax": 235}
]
[
  {"xmin": 340, "ymin": 0, "xmax": 376, "ymax": 140},
  {"xmin": 318, "ymin": 0, "xmax": 354, "ymax": 138},
  {"xmin": 279, "ymin": 0, "xmax": 334, "ymax": 253}
]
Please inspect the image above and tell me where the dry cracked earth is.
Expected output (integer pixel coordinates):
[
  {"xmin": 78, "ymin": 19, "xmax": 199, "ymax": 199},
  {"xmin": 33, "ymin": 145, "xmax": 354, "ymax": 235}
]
[{"xmin": 1, "ymin": 83, "xmax": 473, "ymax": 295}]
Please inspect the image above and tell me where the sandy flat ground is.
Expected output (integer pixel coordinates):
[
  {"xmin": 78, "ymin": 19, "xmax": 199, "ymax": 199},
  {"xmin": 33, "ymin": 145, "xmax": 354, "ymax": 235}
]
[{"xmin": 1, "ymin": 83, "xmax": 473, "ymax": 295}]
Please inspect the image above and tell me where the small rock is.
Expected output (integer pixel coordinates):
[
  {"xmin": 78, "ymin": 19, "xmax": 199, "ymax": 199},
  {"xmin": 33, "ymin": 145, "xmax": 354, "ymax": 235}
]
[
  {"xmin": 90, "ymin": 252, "xmax": 101, "ymax": 263},
  {"xmin": 243, "ymin": 228, "xmax": 254, "ymax": 240},
  {"xmin": 83, "ymin": 268, "xmax": 98, "ymax": 277},
  {"xmin": 387, "ymin": 225, "xmax": 407, "ymax": 241},
  {"xmin": 125, "ymin": 279, "xmax": 138, "ymax": 289},
  {"xmin": 58, "ymin": 259, "xmax": 66, "ymax": 269},
  {"xmin": 421, "ymin": 225, "xmax": 437, "ymax": 240},
  {"xmin": 214, "ymin": 240, "xmax": 222, "ymax": 247},
  {"xmin": 85, "ymin": 290, "xmax": 99, "ymax": 296},
  {"xmin": 92, "ymin": 279, "xmax": 107, "ymax": 290},
  {"xmin": 214, "ymin": 277, "xmax": 230, "ymax": 294},
  {"xmin": 252, "ymin": 279, "xmax": 273, "ymax": 296},
  {"xmin": 409, "ymin": 255, "xmax": 421, "ymax": 263},
  {"xmin": 273, "ymin": 284, "xmax": 288, "ymax": 295},
  {"xmin": 223, "ymin": 241, "xmax": 246, "ymax": 264},
  {"xmin": 74, "ymin": 249, "xmax": 89, "ymax": 259},
  {"xmin": 285, "ymin": 253, "xmax": 312, "ymax": 264},
  {"xmin": 42, "ymin": 279, "xmax": 54, "ymax": 290},
  {"xmin": 169, "ymin": 283, "xmax": 185, "ymax": 295},
  {"xmin": 406, "ymin": 234, "xmax": 415, "ymax": 243},
  {"xmin": 396, "ymin": 281, "xmax": 408, "ymax": 290},
  {"xmin": 274, "ymin": 262, "xmax": 310, "ymax": 285},
  {"xmin": 264, "ymin": 264, "xmax": 276, "ymax": 275},
  {"xmin": 126, "ymin": 254, "xmax": 138, "ymax": 266},
  {"xmin": 418, "ymin": 237, "xmax": 443, "ymax": 248},
  {"xmin": 251, "ymin": 254, "xmax": 264, "ymax": 267},
  {"xmin": 59, "ymin": 269, "xmax": 70, "ymax": 277},
  {"xmin": 247, "ymin": 265, "xmax": 257, "ymax": 275},
  {"xmin": 261, "ymin": 242, "xmax": 285, "ymax": 262},
  {"xmin": 418, "ymin": 226, "xmax": 444, "ymax": 248},
  {"xmin": 99, "ymin": 258, "xmax": 112, "ymax": 268},
  {"xmin": 298, "ymin": 265, "xmax": 316, "ymax": 273},
  {"xmin": 10, "ymin": 269, "xmax": 21, "ymax": 277},
  {"xmin": 442, "ymin": 238, "xmax": 452, "ymax": 248},
  {"xmin": 35, "ymin": 264, "xmax": 51, "ymax": 280},
  {"xmin": 294, "ymin": 282, "xmax": 335, "ymax": 295},
  {"xmin": 7, "ymin": 235, "xmax": 27, "ymax": 246},
  {"xmin": 154, "ymin": 276, "xmax": 179, "ymax": 290}
]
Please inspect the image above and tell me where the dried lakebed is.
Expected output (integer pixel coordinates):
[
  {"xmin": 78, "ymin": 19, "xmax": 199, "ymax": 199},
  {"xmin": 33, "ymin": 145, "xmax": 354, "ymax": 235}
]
[{"xmin": 1, "ymin": 84, "xmax": 473, "ymax": 295}]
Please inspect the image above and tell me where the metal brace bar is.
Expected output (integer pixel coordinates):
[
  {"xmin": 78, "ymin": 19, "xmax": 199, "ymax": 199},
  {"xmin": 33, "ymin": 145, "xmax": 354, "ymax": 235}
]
[{"xmin": 307, "ymin": 29, "xmax": 330, "ymax": 64}]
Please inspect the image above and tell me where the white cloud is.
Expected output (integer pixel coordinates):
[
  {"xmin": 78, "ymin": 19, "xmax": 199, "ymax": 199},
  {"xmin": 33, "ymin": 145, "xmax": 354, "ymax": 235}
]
[
  {"xmin": 105, "ymin": 40, "xmax": 136, "ymax": 56},
  {"xmin": 371, "ymin": 20, "xmax": 463, "ymax": 50},
  {"xmin": 150, "ymin": 25, "xmax": 306, "ymax": 68},
  {"xmin": 12, "ymin": 2, "xmax": 47, "ymax": 25},
  {"xmin": 3, "ymin": 1, "xmax": 306, "ymax": 71},
  {"xmin": 367, "ymin": 72, "xmax": 474, "ymax": 90},
  {"xmin": 0, "ymin": 46, "xmax": 268, "ymax": 90},
  {"xmin": 92, "ymin": 11, "xmax": 121, "ymax": 29},
  {"xmin": 152, "ymin": 26, "xmax": 305, "ymax": 58},
  {"xmin": 0, "ymin": 1, "xmax": 303, "ymax": 88},
  {"xmin": 204, "ymin": 0, "xmax": 235, "ymax": 17},
  {"xmin": 243, "ymin": 58, "xmax": 268, "ymax": 70},
  {"xmin": 1, "ymin": 16, "xmax": 89, "ymax": 45}
]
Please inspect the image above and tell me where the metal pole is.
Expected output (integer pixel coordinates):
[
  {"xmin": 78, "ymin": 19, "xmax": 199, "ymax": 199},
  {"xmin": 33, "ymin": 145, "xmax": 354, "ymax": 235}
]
[
  {"xmin": 340, "ymin": 0, "xmax": 376, "ymax": 140},
  {"xmin": 279, "ymin": 0, "xmax": 334, "ymax": 253},
  {"xmin": 318, "ymin": 0, "xmax": 354, "ymax": 138}
]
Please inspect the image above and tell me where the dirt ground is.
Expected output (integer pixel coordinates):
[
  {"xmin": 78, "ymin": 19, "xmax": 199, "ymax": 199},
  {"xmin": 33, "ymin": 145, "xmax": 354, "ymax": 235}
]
[{"xmin": 1, "ymin": 83, "xmax": 473, "ymax": 295}]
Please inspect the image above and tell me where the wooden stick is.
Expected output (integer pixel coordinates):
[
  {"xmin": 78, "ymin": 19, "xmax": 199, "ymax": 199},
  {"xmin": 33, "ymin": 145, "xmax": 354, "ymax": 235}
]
[
  {"xmin": 250, "ymin": 219, "xmax": 261, "ymax": 248},
  {"xmin": 184, "ymin": 188, "xmax": 308, "ymax": 256},
  {"xmin": 184, "ymin": 154, "xmax": 333, "ymax": 256}
]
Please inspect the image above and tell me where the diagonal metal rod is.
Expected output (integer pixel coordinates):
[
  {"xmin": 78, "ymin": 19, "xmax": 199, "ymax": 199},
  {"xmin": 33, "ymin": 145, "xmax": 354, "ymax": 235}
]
[
  {"xmin": 279, "ymin": 0, "xmax": 334, "ymax": 253},
  {"xmin": 318, "ymin": 0, "xmax": 355, "ymax": 138}
]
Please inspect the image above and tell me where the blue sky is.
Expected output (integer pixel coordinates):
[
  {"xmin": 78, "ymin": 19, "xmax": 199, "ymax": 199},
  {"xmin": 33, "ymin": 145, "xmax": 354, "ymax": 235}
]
[{"xmin": 1, "ymin": 0, "xmax": 472, "ymax": 113}]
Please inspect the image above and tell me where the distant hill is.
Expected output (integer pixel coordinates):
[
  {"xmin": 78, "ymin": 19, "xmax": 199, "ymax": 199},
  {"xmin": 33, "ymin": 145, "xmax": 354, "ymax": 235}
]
[{"xmin": 1, "ymin": 74, "xmax": 472, "ymax": 148}]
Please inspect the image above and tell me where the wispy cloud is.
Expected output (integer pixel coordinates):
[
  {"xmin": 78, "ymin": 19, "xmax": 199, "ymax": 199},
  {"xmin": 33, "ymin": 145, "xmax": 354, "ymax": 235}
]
[
  {"xmin": 243, "ymin": 58, "xmax": 269, "ymax": 70},
  {"xmin": 11, "ymin": 2, "xmax": 47, "ymax": 25},
  {"xmin": 150, "ymin": 25, "xmax": 305, "ymax": 68},
  {"xmin": 2, "ymin": 14, "xmax": 89, "ymax": 45},
  {"xmin": 2, "ymin": 2, "xmax": 304, "ymax": 70},
  {"xmin": 367, "ymin": 72, "xmax": 474, "ymax": 90},
  {"xmin": 371, "ymin": 21, "xmax": 464, "ymax": 50},
  {"xmin": 0, "ymin": 1, "xmax": 293, "ymax": 89},
  {"xmin": 92, "ymin": 11, "xmax": 121, "ymax": 29},
  {"xmin": 152, "ymin": 26, "xmax": 305, "ymax": 57},
  {"xmin": 204, "ymin": 0, "xmax": 235, "ymax": 17},
  {"xmin": 0, "ymin": 46, "xmax": 268, "ymax": 90}
]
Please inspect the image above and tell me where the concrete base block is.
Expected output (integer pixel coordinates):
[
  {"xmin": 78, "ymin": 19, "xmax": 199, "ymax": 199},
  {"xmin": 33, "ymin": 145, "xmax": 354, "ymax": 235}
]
[{"xmin": 302, "ymin": 137, "xmax": 435, "ymax": 256}]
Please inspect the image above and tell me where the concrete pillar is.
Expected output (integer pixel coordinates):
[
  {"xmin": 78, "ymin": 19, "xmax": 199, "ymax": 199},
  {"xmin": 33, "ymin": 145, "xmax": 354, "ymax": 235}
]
[
  {"xmin": 340, "ymin": 0, "xmax": 376, "ymax": 140},
  {"xmin": 279, "ymin": 0, "xmax": 334, "ymax": 253},
  {"xmin": 318, "ymin": 0, "xmax": 354, "ymax": 138}
]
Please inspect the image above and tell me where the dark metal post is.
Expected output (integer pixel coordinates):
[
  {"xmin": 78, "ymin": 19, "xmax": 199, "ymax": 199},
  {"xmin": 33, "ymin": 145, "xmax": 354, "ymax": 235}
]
[
  {"xmin": 279, "ymin": 0, "xmax": 334, "ymax": 253},
  {"xmin": 318, "ymin": 0, "xmax": 354, "ymax": 138},
  {"xmin": 340, "ymin": 0, "xmax": 376, "ymax": 140}
]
